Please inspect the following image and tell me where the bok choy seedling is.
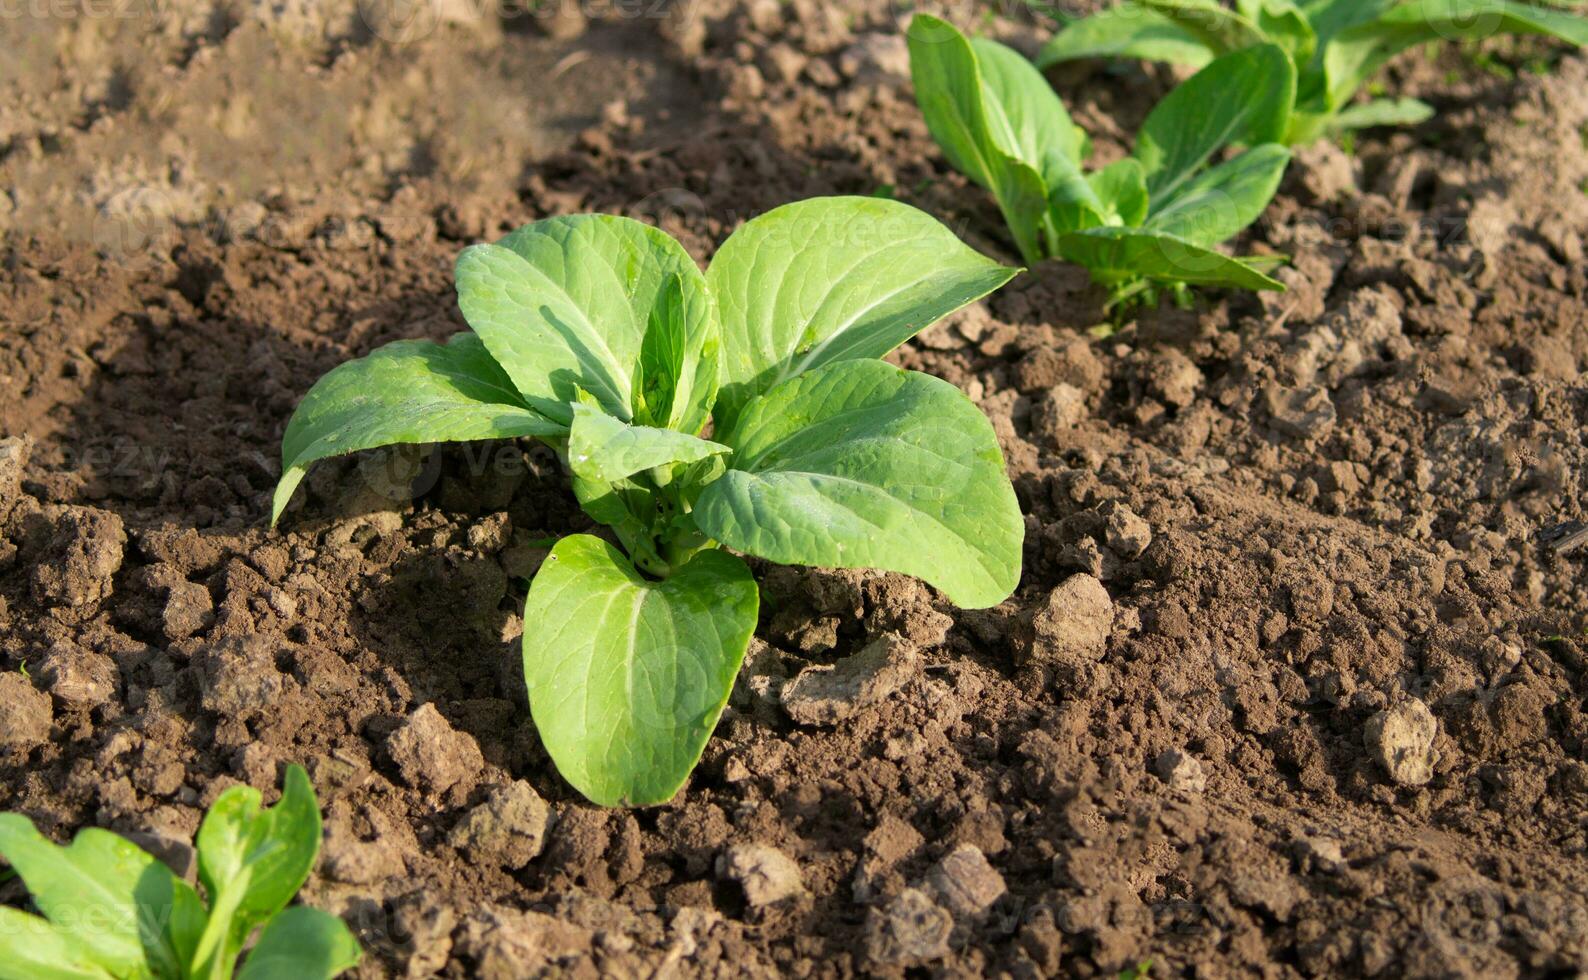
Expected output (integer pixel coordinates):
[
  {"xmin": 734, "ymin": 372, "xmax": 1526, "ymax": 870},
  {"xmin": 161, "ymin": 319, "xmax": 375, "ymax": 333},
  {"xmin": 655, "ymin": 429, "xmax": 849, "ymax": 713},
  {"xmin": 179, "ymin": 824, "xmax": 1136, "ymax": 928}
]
[
  {"xmin": 0, "ymin": 765, "xmax": 359, "ymax": 980},
  {"xmin": 908, "ymin": 15, "xmax": 1295, "ymax": 306},
  {"xmin": 1038, "ymin": 0, "xmax": 1588, "ymax": 144},
  {"xmin": 271, "ymin": 197, "xmax": 1025, "ymax": 807}
]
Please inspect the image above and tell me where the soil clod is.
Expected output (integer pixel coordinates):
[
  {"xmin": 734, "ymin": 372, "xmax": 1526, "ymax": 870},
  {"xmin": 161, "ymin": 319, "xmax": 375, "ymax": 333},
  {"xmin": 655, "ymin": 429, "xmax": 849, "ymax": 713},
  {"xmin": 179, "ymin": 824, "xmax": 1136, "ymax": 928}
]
[
  {"xmin": 1365, "ymin": 699, "xmax": 1439, "ymax": 787},
  {"xmin": 717, "ymin": 843, "xmax": 805, "ymax": 907},
  {"xmin": 448, "ymin": 781, "xmax": 552, "ymax": 870},
  {"xmin": 0, "ymin": 673, "xmax": 51, "ymax": 753},
  {"xmin": 781, "ymin": 634, "xmax": 918, "ymax": 726},
  {"xmin": 386, "ymin": 703, "xmax": 485, "ymax": 796}
]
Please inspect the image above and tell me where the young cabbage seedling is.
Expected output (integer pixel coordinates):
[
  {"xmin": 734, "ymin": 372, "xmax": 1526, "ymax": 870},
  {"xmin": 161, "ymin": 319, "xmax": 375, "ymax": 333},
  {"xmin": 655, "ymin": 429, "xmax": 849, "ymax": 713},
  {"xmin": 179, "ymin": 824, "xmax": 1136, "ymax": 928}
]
[
  {"xmin": 271, "ymin": 197, "xmax": 1025, "ymax": 807},
  {"xmin": 1039, "ymin": 0, "xmax": 1588, "ymax": 144},
  {"xmin": 0, "ymin": 765, "xmax": 359, "ymax": 980},
  {"xmin": 908, "ymin": 15, "xmax": 1295, "ymax": 306}
]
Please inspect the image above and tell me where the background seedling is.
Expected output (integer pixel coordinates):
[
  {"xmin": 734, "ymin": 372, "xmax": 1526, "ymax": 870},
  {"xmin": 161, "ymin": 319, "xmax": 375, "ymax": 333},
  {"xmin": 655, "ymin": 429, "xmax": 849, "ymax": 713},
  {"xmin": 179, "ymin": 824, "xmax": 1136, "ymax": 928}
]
[
  {"xmin": 1039, "ymin": 0, "xmax": 1588, "ymax": 144},
  {"xmin": 909, "ymin": 15, "xmax": 1294, "ymax": 306},
  {"xmin": 0, "ymin": 765, "xmax": 359, "ymax": 980},
  {"xmin": 272, "ymin": 198, "xmax": 1025, "ymax": 807}
]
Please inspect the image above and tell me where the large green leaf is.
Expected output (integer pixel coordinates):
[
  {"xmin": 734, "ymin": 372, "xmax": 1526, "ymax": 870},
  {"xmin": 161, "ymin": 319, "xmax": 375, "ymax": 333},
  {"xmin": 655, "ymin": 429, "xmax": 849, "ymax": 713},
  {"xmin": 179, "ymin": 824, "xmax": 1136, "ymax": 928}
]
[
  {"xmin": 907, "ymin": 17, "xmax": 1070, "ymax": 262},
  {"xmin": 567, "ymin": 400, "xmax": 730, "ymax": 485},
  {"xmin": 521, "ymin": 536, "xmax": 759, "ymax": 807},
  {"xmin": 968, "ymin": 35, "xmax": 1088, "ymax": 184},
  {"xmin": 0, "ymin": 908, "xmax": 115, "ymax": 980},
  {"xmin": 455, "ymin": 215, "xmax": 714, "ymax": 425},
  {"xmin": 1145, "ymin": 143, "xmax": 1292, "ymax": 245},
  {"xmin": 271, "ymin": 333, "xmax": 563, "ymax": 526},
  {"xmin": 1037, "ymin": 4, "xmax": 1219, "ymax": 67},
  {"xmin": 1325, "ymin": 0, "xmax": 1588, "ymax": 111},
  {"xmin": 0, "ymin": 818, "xmax": 204, "ymax": 979},
  {"xmin": 707, "ymin": 196, "xmax": 1017, "ymax": 427},
  {"xmin": 970, "ymin": 32, "xmax": 1097, "ymax": 257},
  {"xmin": 193, "ymin": 765, "xmax": 322, "ymax": 975},
  {"xmin": 1058, "ymin": 226, "xmax": 1286, "ymax": 290},
  {"xmin": 694, "ymin": 359, "xmax": 1023, "ymax": 609},
  {"xmin": 908, "ymin": 14, "xmax": 1002, "ymax": 189},
  {"xmin": 236, "ymin": 907, "xmax": 361, "ymax": 980},
  {"xmin": 1135, "ymin": 43, "xmax": 1297, "ymax": 202}
]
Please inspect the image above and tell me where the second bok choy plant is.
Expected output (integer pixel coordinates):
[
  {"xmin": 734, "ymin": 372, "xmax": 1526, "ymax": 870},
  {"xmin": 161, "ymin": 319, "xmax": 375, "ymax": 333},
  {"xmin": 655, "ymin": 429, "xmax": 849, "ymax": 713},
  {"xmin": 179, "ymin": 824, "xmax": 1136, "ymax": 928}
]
[
  {"xmin": 908, "ymin": 14, "xmax": 1295, "ymax": 305},
  {"xmin": 1038, "ymin": 0, "xmax": 1588, "ymax": 145},
  {"xmin": 272, "ymin": 198, "xmax": 1024, "ymax": 807},
  {"xmin": 0, "ymin": 766, "xmax": 359, "ymax": 980}
]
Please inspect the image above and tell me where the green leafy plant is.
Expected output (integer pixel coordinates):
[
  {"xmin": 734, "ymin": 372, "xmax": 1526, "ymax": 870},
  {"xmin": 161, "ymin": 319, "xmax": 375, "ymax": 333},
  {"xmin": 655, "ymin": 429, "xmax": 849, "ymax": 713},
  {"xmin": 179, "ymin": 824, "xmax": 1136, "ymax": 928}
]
[
  {"xmin": 270, "ymin": 197, "xmax": 1025, "ymax": 806},
  {"xmin": 908, "ymin": 15, "xmax": 1293, "ymax": 306},
  {"xmin": 0, "ymin": 765, "xmax": 359, "ymax": 980},
  {"xmin": 1038, "ymin": 0, "xmax": 1588, "ymax": 144}
]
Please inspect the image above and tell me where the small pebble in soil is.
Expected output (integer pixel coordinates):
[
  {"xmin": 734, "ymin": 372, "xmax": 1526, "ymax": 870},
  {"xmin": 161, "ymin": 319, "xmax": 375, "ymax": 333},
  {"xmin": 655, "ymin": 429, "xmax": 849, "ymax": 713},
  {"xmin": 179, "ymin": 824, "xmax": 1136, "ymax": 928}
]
[
  {"xmin": 1144, "ymin": 348, "xmax": 1204, "ymax": 410},
  {"xmin": 0, "ymin": 436, "xmax": 29, "ymax": 525},
  {"xmin": 730, "ymin": 638, "xmax": 788, "ymax": 722},
  {"xmin": 1265, "ymin": 384, "xmax": 1338, "ymax": 441},
  {"xmin": 1153, "ymin": 749, "xmax": 1208, "ymax": 795},
  {"xmin": 1013, "ymin": 338, "xmax": 1106, "ymax": 394},
  {"xmin": 1030, "ymin": 384, "xmax": 1087, "ymax": 445},
  {"xmin": 781, "ymin": 634, "xmax": 918, "ymax": 726},
  {"xmin": 717, "ymin": 843, "xmax": 804, "ymax": 907},
  {"xmin": 456, "ymin": 906, "xmax": 593, "ymax": 978},
  {"xmin": 37, "ymin": 639, "xmax": 117, "ymax": 708},
  {"xmin": 1017, "ymin": 574, "xmax": 1113, "ymax": 669},
  {"xmin": 30, "ymin": 505, "xmax": 126, "ymax": 607},
  {"xmin": 1101, "ymin": 502, "xmax": 1153, "ymax": 559},
  {"xmin": 746, "ymin": 0, "xmax": 782, "ymax": 33},
  {"xmin": 763, "ymin": 43, "xmax": 807, "ymax": 85},
  {"xmin": 922, "ymin": 843, "xmax": 1006, "ymax": 920},
  {"xmin": 865, "ymin": 888, "xmax": 952, "ymax": 967},
  {"xmin": 1292, "ymin": 836, "xmax": 1347, "ymax": 875},
  {"xmin": 448, "ymin": 781, "xmax": 552, "ymax": 870},
  {"xmin": 322, "ymin": 813, "xmax": 406, "ymax": 886},
  {"xmin": 1365, "ymin": 698, "xmax": 1439, "ymax": 786},
  {"xmin": 837, "ymin": 34, "xmax": 908, "ymax": 85},
  {"xmin": 1291, "ymin": 140, "xmax": 1360, "ymax": 203},
  {"xmin": 164, "ymin": 579, "xmax": 216, "ymax": 641},
  {"xmin": 0, "ymin": 672, "xmax": 52, "ymax": 752},
  {"xmin": 199, "ymin": 636, "xmax": 288, "ymax": 718},
  {"xmin": 393, "ymin": 892, "xmax": 457, "ymax": 979},
  {"xmin": 387, "ymin": 703, "xmax": 485, "ymax": 795}
]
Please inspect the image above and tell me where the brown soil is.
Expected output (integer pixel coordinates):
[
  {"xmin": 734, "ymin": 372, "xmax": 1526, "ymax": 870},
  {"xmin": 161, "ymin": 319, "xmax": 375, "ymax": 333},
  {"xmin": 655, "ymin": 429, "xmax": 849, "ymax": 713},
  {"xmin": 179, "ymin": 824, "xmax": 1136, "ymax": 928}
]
[{"xmin": 4, "ymin": 2, "xmax": 1588, "ymax": 977}]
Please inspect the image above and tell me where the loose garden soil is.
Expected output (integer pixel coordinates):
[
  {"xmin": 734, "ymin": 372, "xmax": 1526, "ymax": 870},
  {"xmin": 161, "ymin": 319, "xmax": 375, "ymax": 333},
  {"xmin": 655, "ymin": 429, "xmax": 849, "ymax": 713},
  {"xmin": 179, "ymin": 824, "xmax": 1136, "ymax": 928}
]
[{"xmin": 3, "ymin": 2, "xmax": 1588, "ymax": 976}]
